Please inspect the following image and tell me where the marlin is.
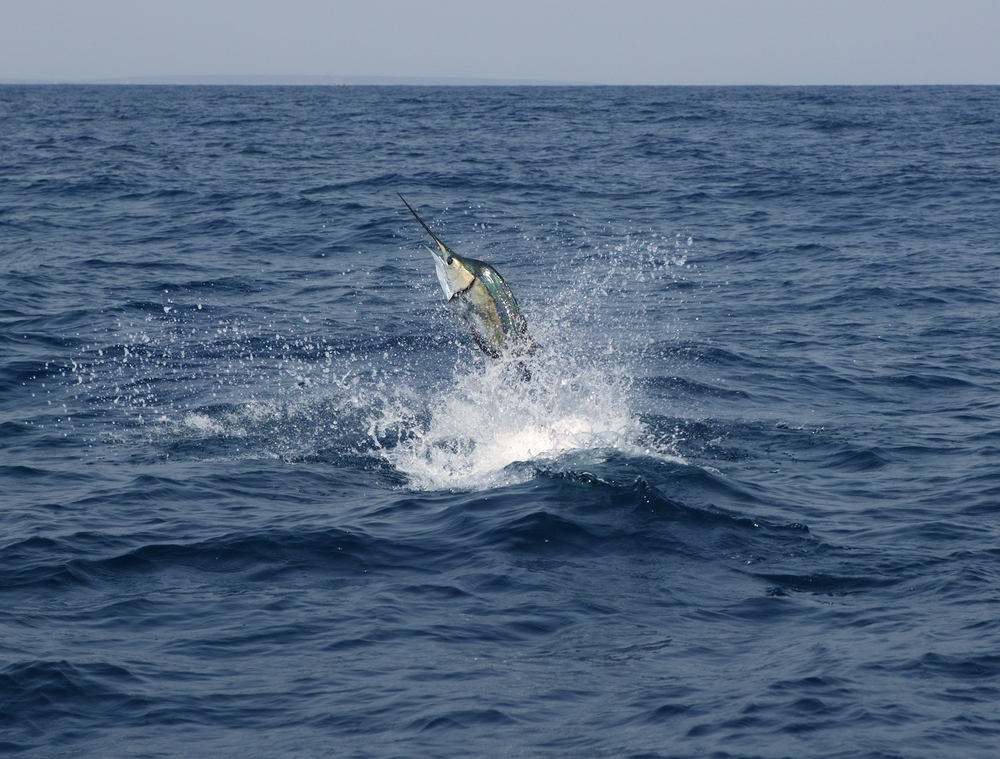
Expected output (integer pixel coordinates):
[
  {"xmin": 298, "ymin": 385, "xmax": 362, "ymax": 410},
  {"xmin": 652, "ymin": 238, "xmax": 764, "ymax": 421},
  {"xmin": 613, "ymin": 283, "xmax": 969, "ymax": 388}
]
[{"xmin": 399, "ymin": 194, "xmax": 536, "ymax": 360}]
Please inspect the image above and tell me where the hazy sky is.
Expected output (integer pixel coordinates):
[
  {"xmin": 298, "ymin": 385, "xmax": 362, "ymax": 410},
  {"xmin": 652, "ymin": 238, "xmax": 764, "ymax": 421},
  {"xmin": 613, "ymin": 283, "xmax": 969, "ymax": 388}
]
[{"xmin": 2, "ymin": 0, "xmax": 999, "ymax": 85}]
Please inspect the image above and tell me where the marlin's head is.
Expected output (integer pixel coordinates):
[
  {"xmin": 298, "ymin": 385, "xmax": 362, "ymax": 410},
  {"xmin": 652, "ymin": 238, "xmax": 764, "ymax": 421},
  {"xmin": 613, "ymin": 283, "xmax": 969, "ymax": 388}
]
[
  {"xmin": 427, "ymin": 244, "xmax": 477, "ymax": 300},
  {"xmin": 399, "ymin": 193, "xmax": 476, "ymax": 300}
]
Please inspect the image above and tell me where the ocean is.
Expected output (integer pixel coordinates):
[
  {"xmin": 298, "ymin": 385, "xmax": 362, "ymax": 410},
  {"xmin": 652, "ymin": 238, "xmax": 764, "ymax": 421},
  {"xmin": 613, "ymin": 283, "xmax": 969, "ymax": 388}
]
[{"xmin": 2, "ymin": 85, "xmax": 999, "ymax": 758}]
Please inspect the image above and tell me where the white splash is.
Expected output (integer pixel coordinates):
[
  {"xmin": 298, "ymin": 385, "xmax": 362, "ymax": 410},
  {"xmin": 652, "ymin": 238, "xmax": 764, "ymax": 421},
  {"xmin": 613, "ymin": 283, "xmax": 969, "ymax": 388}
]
[
  {"xmin": 183, "ymin": 412, "xmax": 227, "ymax": 435},
  {"xmin": 378, "ymin": 351, "xmax": 653, "ymax": 491}
]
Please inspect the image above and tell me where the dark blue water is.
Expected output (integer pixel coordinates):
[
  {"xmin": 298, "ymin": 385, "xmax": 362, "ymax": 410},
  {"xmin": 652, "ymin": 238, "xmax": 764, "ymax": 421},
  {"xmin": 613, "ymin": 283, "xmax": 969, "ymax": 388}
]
[{"xmin": 3, "ymin": 85, "xmax": 1000, "ymax": 758}]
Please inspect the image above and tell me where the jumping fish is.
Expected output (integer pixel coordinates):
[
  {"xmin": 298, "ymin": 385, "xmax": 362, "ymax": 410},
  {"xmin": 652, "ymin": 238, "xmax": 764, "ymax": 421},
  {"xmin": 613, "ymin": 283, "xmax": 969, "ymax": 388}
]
[{"xmin": 399, "ymin": 194, "xmax": 535, "ymax": 360}]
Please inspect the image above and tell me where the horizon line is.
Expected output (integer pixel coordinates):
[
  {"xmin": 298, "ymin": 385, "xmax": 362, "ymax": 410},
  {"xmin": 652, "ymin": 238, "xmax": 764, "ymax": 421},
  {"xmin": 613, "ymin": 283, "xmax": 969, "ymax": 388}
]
[{"xmin": 2, "ymin": 75, "xmax": 997, "ymax": 87}]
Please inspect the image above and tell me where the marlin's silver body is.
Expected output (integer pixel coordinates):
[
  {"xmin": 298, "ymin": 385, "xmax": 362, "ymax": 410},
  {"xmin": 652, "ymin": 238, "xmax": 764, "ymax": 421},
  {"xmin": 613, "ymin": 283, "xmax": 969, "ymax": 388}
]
[{"xmin": 399, "ymin": 195, "xmax": 534, "ymax": 359}]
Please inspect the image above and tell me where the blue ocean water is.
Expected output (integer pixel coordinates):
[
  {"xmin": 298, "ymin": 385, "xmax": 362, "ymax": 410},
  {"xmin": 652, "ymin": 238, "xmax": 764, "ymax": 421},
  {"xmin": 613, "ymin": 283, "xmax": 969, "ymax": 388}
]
[{"xmin": 2, "ymin": 84, "xmax": 1000, "ymax": 758}]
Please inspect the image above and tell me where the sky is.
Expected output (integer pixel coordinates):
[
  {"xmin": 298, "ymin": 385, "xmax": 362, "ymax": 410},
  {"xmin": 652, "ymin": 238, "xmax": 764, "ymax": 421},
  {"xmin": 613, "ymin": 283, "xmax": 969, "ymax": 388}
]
[{"xmin": 1, "ymin": 0, "xmax": 999, "ymax": 85}]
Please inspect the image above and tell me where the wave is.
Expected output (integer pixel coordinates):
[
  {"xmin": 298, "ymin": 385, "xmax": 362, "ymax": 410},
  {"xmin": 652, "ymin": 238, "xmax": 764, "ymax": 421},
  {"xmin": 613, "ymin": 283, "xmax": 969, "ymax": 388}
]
[{"xmin": 0, "ymin": 469, "xmax": 822, "ymax": 590}]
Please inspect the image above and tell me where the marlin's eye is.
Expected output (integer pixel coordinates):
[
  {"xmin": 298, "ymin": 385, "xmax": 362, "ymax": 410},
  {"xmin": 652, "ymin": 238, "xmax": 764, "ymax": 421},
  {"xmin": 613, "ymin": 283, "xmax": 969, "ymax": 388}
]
[{"xmin": 446, "ymin": 257, "xmax": 454, "ymax": 265}]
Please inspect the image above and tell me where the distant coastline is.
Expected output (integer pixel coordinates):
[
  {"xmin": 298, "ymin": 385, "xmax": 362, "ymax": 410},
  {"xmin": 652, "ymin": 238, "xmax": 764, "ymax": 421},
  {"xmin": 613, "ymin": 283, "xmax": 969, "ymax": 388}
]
[{"xmin": 0, "ymin": 74, "xmax": 591, "ymax": 86}]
